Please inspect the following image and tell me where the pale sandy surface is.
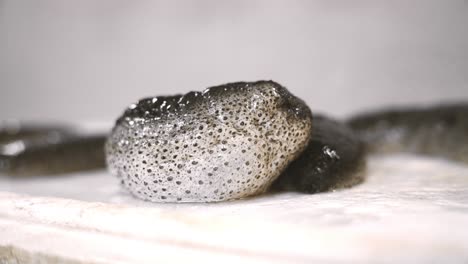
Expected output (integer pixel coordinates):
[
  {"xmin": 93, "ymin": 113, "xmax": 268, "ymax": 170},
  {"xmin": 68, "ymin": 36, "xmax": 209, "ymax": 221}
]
[{"xmin": 0, "ymin": 154, "xmax": 467, "ymax": 263}]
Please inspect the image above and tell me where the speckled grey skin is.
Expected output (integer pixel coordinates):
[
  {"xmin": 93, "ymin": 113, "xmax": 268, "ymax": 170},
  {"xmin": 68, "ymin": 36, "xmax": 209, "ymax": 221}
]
[{"xmin": 105, "ymin": 81, "xmax": 312, "ymax": 202}]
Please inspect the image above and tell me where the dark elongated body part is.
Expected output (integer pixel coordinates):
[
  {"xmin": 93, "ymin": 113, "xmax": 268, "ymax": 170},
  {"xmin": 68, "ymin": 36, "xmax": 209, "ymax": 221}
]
[
  {"xmin": 0, "ymin": 123, "xmax": 106, "ymax": 176},
  {"xmin": 272, "ymin": 115, "xmax": 366, "ymax": 193},
  {"xmin": 348, "ymin": 103, "xmax": 468, "ymax": 164},
  {"xmin": 0, "ymin": 122, "xmax": 72, "ymax": 144}
]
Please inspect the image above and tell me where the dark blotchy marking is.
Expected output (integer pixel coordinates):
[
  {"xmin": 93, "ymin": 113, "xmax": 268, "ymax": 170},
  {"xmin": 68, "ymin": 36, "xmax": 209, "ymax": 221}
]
[{"xmin": 272, "ymin": 115, "xmax": 366, "ymax": 193}]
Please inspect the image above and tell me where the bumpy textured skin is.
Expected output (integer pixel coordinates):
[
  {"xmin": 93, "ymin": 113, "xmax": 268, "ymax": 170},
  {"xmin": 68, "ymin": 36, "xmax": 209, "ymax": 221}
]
[
  {"xmin": 347, "ymin": 103, "xmax": 468, "ymax": 164},
  {"xmin": 272, "ymin": 114, "xmax": 366, "ymax": 193},
  {"xmin": 106, "ymin": 81, "xmax": 312, "ymax": 202}
]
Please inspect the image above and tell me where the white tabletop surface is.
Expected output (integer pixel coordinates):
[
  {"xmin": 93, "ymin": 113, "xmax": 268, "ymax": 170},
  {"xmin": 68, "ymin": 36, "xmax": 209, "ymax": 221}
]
[{"xmin": 0, "ymin": 154, "xmax": 467, "ymax": 263}]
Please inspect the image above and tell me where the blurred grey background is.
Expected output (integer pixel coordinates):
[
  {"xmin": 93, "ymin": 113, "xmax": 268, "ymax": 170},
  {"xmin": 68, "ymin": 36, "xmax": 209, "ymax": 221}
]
[{"xmin": 0, "ymin": 0, "xmax": 467, "ymax": 123}]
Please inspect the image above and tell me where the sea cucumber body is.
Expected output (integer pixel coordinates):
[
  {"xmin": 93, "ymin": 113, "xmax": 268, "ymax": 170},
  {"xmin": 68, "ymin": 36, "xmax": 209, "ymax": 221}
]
[{"xmin": 106, "ymin": 81, "xmax": 312, "ymax": 202}]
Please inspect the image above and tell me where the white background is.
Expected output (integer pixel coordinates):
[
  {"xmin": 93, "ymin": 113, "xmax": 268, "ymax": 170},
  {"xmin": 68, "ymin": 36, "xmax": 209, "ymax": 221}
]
[{"xmin": 1, "ymin": 0, "xmax": 467, "ymax": 122}]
